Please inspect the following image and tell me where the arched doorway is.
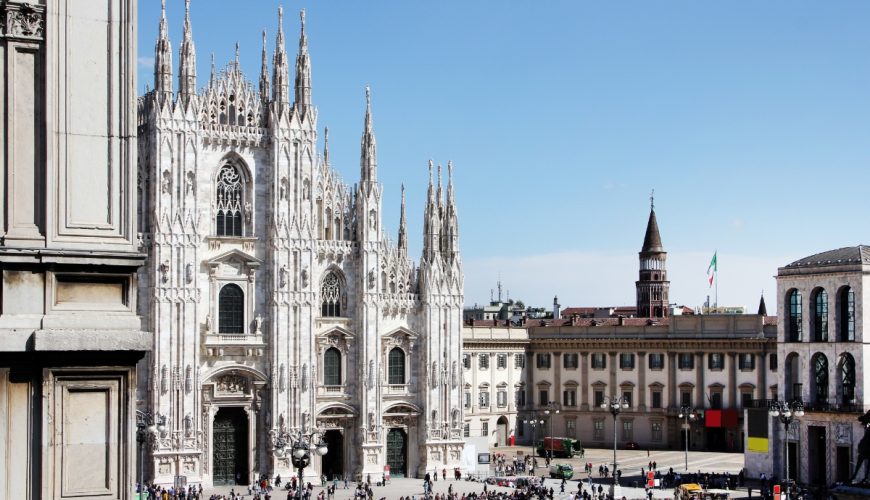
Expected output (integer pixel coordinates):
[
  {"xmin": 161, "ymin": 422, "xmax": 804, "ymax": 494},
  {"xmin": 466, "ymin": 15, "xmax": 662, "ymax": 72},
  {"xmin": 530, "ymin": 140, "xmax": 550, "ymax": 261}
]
[
  {"xmin": 386, "ymin": 428, "xmax": 408, "ymax": 478},
  {"xmin": 213, "ymin": 407, "xmax": 248, "ymax": 485},
  {"xmin": 322, "ymin": 430, "xmax": 344, "ymax": 481},
  {"xmin": 496, "ymin": 416, "xmax": 509, "ymax": 446}
]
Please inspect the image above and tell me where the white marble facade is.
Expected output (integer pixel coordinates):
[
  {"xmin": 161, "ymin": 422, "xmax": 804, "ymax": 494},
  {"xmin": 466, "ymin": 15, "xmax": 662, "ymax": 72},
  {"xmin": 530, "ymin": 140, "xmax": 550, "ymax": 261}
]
[{"xmin": 137, "ymin": 2, "xmax": 464, "ymax": 487}]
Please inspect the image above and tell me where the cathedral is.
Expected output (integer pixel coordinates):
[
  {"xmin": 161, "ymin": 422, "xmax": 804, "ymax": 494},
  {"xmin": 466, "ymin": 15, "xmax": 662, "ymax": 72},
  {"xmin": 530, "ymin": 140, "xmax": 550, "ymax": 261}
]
[{"xmin": 137, "ymin": 1, "xmax": 465, "ymax": 486}]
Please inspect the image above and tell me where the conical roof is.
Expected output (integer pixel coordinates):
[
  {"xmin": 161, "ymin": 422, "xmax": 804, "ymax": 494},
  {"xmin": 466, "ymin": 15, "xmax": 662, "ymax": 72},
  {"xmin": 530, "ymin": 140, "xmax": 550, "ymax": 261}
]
[
  {"xmin": 641, "ymin": 209, "xmax": 664, "ymax": 253},
  {"xmin": 757, "ymin": 294, "xmax": 768, "ymax": 316}
]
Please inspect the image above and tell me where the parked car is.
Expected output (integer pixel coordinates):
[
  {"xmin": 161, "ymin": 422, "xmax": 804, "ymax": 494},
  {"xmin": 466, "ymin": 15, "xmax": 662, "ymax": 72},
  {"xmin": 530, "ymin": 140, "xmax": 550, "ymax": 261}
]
[
  {"xmin": 549, "ymin": 464, "xmax": 574, "ymax": 480},
  {"xmin": 624, "ymin": 441, "xmax": 640, "ymax": 450}
]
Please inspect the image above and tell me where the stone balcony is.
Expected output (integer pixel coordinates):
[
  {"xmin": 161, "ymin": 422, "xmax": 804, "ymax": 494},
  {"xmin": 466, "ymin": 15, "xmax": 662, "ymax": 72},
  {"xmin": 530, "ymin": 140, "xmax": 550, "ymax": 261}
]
[
  {"xmin": 383, "ymin": 384, "xmax": 410, "ymax": 396},
  {"xmin": 203, "ymin": 332, "xmax": 265, "ymax": 357}
]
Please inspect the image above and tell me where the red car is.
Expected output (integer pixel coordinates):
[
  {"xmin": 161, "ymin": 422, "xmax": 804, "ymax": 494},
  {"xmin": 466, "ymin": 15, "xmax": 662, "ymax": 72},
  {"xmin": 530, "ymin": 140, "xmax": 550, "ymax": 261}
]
[{"xmin": 623, "ymin": 441, "xmax": 640, "ymax": 450}]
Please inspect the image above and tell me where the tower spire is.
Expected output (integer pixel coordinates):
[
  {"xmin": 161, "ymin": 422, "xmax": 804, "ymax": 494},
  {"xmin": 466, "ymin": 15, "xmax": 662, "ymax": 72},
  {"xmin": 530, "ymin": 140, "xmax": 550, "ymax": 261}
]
[
  {"xmin": 178, "ymin": 0, "xmax": 196, "ymax": 100},
  {"xmin": 210, "ymin": 52, "xmax": 215, "ymax": 86},
  {"xmin": 234, "ymin": 41, "xmax": 240, "ymax": 72},
  {"xmin": 323, "ymin": 127, "xmax": 330, "ymax": 166},
  {"xmin": 360, "ymin": 86, "xmax": 377, "ymax": 184},
  {"xmin": 423, "ymin": 159, "xmax": 442, "ymax": 262},
  {"xmin": 259, "ymin": 29, "xmax": 270, "ymax": 98},
  {"xmin": 272, "ymin": 6, "xmax": 290, "ymax": 106},
  {"xmin": 443, "ymin": 161, "xmax": 460, "ymax": 261},
  {"xmin": 398, "ymin": 183, "xmax": 408, "ymax": 254},
  {"xmin": 294, "ymin": 9, "xmax": 312, "ymax": 116},
  {"xmin": 154, "ymin": 0, "xmax": 173, "ymax": 98}
]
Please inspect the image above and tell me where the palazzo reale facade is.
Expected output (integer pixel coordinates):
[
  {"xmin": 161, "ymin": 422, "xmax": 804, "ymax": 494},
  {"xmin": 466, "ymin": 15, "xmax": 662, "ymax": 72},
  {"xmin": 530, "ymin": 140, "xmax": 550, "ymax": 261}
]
[{"xmin": 137, "ymin": 3, "xmax": 464, "ymax": 486}]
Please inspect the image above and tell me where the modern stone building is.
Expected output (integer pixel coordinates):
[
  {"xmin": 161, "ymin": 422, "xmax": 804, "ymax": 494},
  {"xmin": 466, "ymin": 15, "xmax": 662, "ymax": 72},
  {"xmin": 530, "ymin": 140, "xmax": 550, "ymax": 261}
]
[
  {"xmin": 0, "ymin": 1, "xmax": 150, "ymax": 499},
  {"xmin": 137, "ymin": 2, "xmax": 464, "ymax": 486},
  {"xmin": 745, "ymin": 246, "xmax": 868, "ymax": 486}
]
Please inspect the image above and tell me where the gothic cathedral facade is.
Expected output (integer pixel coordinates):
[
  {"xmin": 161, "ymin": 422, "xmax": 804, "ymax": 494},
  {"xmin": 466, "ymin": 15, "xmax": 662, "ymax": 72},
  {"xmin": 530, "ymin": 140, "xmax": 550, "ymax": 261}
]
[{"xmin": 137, "ymin": 3, "xmax": 464, "ymax": 486}]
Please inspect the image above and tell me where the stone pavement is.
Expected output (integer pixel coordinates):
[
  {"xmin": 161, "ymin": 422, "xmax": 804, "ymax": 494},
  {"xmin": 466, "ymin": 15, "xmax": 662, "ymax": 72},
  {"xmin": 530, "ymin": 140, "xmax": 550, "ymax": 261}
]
[{"xmin": 204, "ymin": 447, "xmax": 751, "ymax": 499}]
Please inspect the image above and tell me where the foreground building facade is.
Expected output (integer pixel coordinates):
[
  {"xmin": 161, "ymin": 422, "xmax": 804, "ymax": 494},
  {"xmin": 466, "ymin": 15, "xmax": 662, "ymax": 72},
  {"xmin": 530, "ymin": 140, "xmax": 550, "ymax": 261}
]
[
  {"xmin": 745, "ymin": 247, "xmax": 869, "ymax": 486},
  {"xmin": 0, "ymin": 1, "xmax": 149, "ymax": 498},
  {"xmin": 137, "ymin": 3, "xmax": 464, "ymax": 486}
]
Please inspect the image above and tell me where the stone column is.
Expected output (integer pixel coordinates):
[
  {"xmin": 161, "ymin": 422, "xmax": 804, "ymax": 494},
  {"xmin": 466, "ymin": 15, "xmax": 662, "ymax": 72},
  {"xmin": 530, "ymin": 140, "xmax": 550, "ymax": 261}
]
[
  {"xmin": 608, "ymin": 352, "xmax": 617, "ymax": 397},
  {"xmin": 695, "ymin": 352, "xmax": 705, "ymax": 408},
  {"xmin": 728, "ymin": 353, "xmax": 738, "ymax": 407},
  {"xmin": 637, "ymin": 352, "xmax": 647, "ymax": 410},
  {"xmin": 668, "ymin": 353, "xmax": 677, "ymax": 407},
  {"xmin": 757, "ymin": 352, "xmax": 766, "ymax": 401},
  {"xmin": 580, "ymin": 352, "xmax": 589, "ymax": 411}
]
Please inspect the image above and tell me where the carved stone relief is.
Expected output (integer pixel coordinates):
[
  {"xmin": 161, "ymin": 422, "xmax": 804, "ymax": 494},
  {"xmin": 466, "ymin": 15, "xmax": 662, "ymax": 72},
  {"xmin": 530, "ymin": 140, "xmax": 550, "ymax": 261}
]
[{"xmin": 216, "ymin": 374, "xmax": 247, "ymax": 394}]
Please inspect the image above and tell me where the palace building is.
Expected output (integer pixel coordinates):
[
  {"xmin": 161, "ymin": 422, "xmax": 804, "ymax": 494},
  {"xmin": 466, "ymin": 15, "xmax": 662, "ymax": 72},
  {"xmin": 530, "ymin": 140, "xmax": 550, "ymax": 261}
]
[{"xmin": 137, "ymin": 2, "xmax": 464, "ymax": 486}]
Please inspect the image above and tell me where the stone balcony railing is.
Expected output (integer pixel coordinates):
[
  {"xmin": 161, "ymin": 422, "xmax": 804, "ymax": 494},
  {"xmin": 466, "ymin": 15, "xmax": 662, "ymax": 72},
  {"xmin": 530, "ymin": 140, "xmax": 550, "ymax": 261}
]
[
  {"xmin": 317, "ymin": 385, "xmax": 347, "ymax": 397},
  {"xmin": 203, "ymin": 332, "xmax": 265, "ymax": 356},
  {"xmin": 383, "ymin": 384, "xmax": 410, "ymax": 395}
]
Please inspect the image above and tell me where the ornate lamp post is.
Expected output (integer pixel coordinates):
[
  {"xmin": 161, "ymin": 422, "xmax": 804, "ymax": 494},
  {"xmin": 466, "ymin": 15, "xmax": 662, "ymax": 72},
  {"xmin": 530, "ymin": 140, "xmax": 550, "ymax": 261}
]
[
  {"xmin": 677, "ymin": 405, "xmax": 698, "ymax": 472},
  {"xmin": 136, "ymin": 410, "xmax": 166, "ymax": 499},
  {"xmin": 523, "ymin": 418, "xmax": 544, "ymax": 473},
  {"xmin": 769, "ymin": 400, "xmax": 804, "ymax": 500},
  {"xmin": 272, "ymin": 426, "xmax": 329, "ymax": 500},
  {"xmin": 543, "ymin": 401, "xmax": 560, "ymax": 461},
  {"xmin": 601, "ymin": 395, "xmax": 629, "ymax": 495}
]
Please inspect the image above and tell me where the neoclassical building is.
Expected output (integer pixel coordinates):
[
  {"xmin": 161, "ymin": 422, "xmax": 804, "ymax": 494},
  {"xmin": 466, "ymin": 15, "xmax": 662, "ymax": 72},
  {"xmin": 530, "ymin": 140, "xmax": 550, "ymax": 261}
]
[{"xmin": 137, "ymin": 3, "xmax": 464, "ymax": 486}]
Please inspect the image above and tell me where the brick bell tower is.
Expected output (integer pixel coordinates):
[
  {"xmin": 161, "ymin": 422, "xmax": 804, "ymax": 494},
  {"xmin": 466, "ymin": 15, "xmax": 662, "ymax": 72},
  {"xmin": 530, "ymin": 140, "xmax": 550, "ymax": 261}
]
[{"xmin": 636, "ymin": 192, "xmax": 669, "ymax": 318}]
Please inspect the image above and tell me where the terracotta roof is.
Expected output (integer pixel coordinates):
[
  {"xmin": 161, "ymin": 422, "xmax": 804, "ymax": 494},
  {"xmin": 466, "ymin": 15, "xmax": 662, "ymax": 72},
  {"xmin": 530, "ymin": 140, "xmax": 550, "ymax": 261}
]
[
  {"xmin": 641, "ymin": 209, "xmax": 664, "ymax": 253},
  {"xmin": 785, "ymin": 245, "xmax": 870, "ymax": 268}
]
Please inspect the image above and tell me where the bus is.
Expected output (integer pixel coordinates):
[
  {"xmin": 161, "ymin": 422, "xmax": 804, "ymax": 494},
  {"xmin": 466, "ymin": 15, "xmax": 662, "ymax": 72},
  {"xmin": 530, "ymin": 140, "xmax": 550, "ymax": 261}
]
[{"xmin": 535, "ymin": 437, "xmax": 584, "ymax": 458}]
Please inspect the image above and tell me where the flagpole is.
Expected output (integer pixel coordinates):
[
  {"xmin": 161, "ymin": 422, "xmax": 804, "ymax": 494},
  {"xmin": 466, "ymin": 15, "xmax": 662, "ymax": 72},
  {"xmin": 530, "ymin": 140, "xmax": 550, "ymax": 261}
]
[{"xmin": 715, "ymin": 250, "xmax": 718, "ymax": 309}]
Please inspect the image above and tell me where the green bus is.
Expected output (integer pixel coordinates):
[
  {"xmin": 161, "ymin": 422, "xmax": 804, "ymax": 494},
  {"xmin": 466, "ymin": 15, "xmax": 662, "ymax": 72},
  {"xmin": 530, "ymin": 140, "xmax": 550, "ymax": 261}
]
[{"xmin": 536, "ymin": 436, "xmax": 584, "ymax": 458}]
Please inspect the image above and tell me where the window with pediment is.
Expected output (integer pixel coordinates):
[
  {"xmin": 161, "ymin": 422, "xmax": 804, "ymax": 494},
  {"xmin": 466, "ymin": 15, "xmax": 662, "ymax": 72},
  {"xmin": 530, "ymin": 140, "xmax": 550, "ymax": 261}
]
[
  {"xmin": 321, "ymin": 272, "xmax": 343, "ymax": 317},
  {"xmin": 218, "ymin": 284, "xmax": 244, "ymax": 333},
  {"xmin": 215, "ymin": 164, "xmax": 245, "ymax": 236},
  {"xmin": 324, "ymin": 347, "xmax": 342, "ymax": 386},
  {"xmin": 388, "ymin": 347, "xmax": 406, "ymax": 385}
]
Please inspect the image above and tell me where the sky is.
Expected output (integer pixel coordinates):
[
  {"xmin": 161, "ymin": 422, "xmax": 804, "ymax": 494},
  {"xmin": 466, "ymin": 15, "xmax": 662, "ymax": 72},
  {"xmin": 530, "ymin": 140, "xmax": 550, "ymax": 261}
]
[{"xmin": 138, "ymin": 1, "xmax": 870, "ymax": 312}]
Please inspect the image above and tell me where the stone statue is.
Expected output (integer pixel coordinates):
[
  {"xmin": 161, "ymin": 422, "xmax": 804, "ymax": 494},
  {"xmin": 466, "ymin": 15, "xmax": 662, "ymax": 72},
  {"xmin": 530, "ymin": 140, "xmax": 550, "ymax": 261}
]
[
  {"xmin": 851, "ymin": 411, "xmax": 870, "ymax": 483},
  {"xmin": 185, "ymin": 263, "xmax": 193, "ymax": 284},
  {"xmin": 254, "ymin": 314, "xmax": 263, "ymax": 333},
  {"xmin": 205, "ymin": 314, "xmax": 212, "ymax": 331},
  {"xmin": 279, "ymin": 265, "xmax": 288, "ymax": 288}
]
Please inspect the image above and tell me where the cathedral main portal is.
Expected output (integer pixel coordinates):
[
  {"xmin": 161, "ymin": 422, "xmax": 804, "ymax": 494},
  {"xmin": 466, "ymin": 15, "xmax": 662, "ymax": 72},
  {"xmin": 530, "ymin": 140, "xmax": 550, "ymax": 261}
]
[
  {"xmin": 212, "ymin": 407, "xmax": 248, "ymax": 485},
  {"xmin": 322, "ymin": 430, "xmax": 344, "ymax": 480},
  {"xmin": 386, "ymin": 428, "xmax": 408, "ymax": 478}
]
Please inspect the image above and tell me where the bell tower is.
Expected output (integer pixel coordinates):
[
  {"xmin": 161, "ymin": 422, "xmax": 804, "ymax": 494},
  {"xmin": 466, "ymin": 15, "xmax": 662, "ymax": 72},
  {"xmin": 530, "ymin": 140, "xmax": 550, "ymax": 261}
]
[{"xmin": 636, "ymin": 191, "xmax": 669, "ymax": 318}]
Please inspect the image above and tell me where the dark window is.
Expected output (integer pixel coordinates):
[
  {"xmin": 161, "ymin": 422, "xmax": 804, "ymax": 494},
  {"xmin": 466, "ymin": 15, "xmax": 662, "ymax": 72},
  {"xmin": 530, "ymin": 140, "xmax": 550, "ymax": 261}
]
[
  {"xmin": 651, "ymin": 391, "xmax": 662, "ymax": 409},
  {"xmin": 622, "ymin": 390, "xmax": 632, "ymax": 407},
  {"xmin": 591, "ymin": 353, "xmax": 606, "ymax": 369},
  {"xmin": 479, "ymin": 354, "xmax": 489, "ymax": 369},
  {"xmin": 516, "ymin": 389, "xmax": 526, "ymax": 406},
  {"xmin": 708, "ymin": 353, "xmax": 724, "ymax": 370},
  {"xmin": 514, "ymin": 354, "xmax": 525, "ymax": 368},
  {"xmin": 536, "ymin": 353, "xmax": 551, "ymax": 369},
  {"xmin": 563, "ymin": 353, "xmax": 579, "ymax": 369},
  {"xmin": 619, "ymin": 354, "xmax": 635, "ymax": 369},
  {"xmin": 321, "ymin": 272, "xmax": 342, "ymax": 317},
  {"xmin": 787, "ymin": 289, "xmax": 802, "ymax": 342},
  {"xmin": 563, "ymin": 389, "xmax": 577, "ymax": 407},
  {"xmin": 215, "ymin": 164, "xmax": 244, "ymax": 236},
  {"xmin": 710, "ymin": 392, "xmax": 722, "ymax": 409},
  {"xmin": 678, "ymin": 353, "xmax": 694, "ymax": 370},
  {"xmin": 324, "ymin": 347, "xmax": 341, "ymax": 385},
  {"xmin": 388, "ymin": 347, "xmax": 405, "ymax": 384},
  {"xmin": 539, "ymin": 390, "xmax": 549, "ymax": 406},
  {"xmin": 218, "ymin": 284, "xmax": 244, "ymax": 333},
  {"xmin": 839, "ymin": 287, "xmax": 855, "ymax": 342},
  {"xmin": 497, "ymin": 354, "xmax": 507, "ymax": 369},
  {"xmin": 741, "ymin": 392, "xmax": 753, "ymax": 408},
  {"xmin": 812, "ymin": 288, "xmax": 829, "ymax": 342},
  {"xmin": 739, "ymin": 354, "xmax": 756, "ymax": 371},
  {"xmin": 462, "ymin": 354, "xmax": 471, "ymax": 369},
  {"xmin": 813, "ymin": 353, "xmax": 829, "ymax": 404},
  {"xmin": 648, "ymin": 354, "xmax": 665, "ymax": 370},
  {"xmin": 769, "ymin": 353, "xmax": 778, "ymax": 372},
  {"xmin": 680, "ymin": 391, "xmax": 691, "ymax": 407},
  {"xmin": 594, "ymin": 390, "xmax": 604, "ymax": 407},
  {"xmin": 841, "ymin": 354, "xmax": 856, "ymax": 403}
]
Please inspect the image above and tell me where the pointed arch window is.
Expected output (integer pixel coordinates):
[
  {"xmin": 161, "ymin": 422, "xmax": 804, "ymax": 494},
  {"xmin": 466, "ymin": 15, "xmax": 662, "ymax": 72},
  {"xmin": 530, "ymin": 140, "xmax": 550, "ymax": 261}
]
[
  {"xmin": 216, "ymin": 164, "xmax": 244, "ymax": 236},
  {"xmin": 838, "ymin": 286, "xmax": 855, "ymax": 342},
  {"xmin": 787, "ymin": 289, "xmax": 802, "ymax": 342},
  {"xmin": 388, "ymin": 347, "xmax": 406, "ymax": 385},
  {"xmin": 812, "ymin": 353, "xmax": 828, "ymax": 404},
  {"xmin": 218, "ymin": 284, "xmax": 244, "ymax": 333},
  {"xmin": 841, "ymin": 354, "xmax": 856, "ymax": 403},
  {"xmin": 811, "ymin": 288, "xmax": 828, "ymax": 342},
  {"xmin": 324, "ymin": 347, "xmax": 342, "ymax": 386},
  {"xmin": 320, "ymin": 272, "xmax": 342, "ymax": 317}
]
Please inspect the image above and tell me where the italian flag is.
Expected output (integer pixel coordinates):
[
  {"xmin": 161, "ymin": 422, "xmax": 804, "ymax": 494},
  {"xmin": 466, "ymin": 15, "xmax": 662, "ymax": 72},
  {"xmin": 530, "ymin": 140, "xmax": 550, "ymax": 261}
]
[{"xmin": 707, "ymin": 251, "xmax": 717, "ymax": 287}]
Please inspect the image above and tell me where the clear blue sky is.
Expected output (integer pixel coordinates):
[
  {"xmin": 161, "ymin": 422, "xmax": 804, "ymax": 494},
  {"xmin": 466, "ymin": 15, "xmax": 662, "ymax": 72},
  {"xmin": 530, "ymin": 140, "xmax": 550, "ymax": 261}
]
[{"xmin": 138, "ymin": 1, "xmax": 870, "ymax": 312}]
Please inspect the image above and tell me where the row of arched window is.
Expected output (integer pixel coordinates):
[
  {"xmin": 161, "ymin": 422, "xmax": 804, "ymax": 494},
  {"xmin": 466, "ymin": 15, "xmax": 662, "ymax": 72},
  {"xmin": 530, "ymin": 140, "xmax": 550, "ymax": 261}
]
[
  {"xmin": 322, "ymin": 346, "xmax": 407, "ymax": 386},
  {"xmin": 786, "ymin": 286, "xmax": 855, "ymax": 342},
  {"xmin": 784, "ymin": 352, "xmax": 855, "ymax": 405}
]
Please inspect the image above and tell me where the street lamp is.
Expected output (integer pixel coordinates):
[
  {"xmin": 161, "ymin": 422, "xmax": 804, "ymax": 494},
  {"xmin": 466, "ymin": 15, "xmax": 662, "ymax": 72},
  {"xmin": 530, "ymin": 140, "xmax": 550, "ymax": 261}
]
[
  {"xmin": 677, "ymin": 406, "xmax": 697, "ymax": 473},
  {"xmin": 272, "ymin": 426, "xmax": 329, "ymax": 500},
  {"xmin": 543, "ymin": 401, "xmax": 560, "ymax": 462},
  {"xmin": 601, "ymin": 395, "xmax": 629, "ymax": 495},
  {"xmin": 523, "ymin": 418, "xmax": 544, "ymax": 473},
  {"xmin": 136, "ymin": 410, "xmax": 166, "ymax": 499},
  {"xmin": 769, "ymin": 400, "xmax": 805, "ymax": 500}
]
